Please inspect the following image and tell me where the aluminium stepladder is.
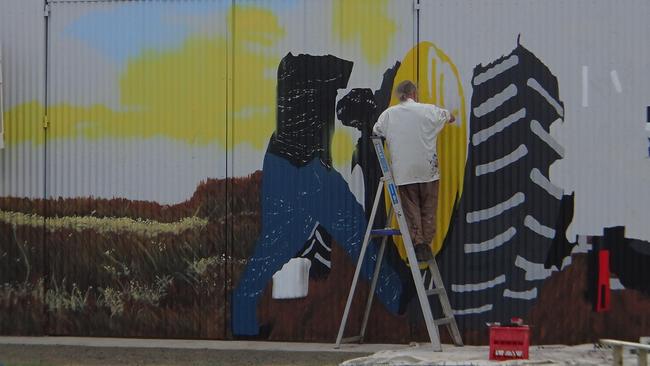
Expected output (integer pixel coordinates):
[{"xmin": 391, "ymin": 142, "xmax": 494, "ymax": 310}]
[{"xmin": 334, "ymin": 136, "xmax": 463, "ymax": 352}]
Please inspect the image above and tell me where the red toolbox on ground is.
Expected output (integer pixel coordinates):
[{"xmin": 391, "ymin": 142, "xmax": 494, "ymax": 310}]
[{"xmin": 489, "ymin": 325, "xmax": 530, "ymax": 360}]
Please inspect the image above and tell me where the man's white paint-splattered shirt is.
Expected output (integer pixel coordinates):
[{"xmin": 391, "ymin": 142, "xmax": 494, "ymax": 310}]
[{"xmin": 373, "ymin": 99, "xmax": 450, "ymax": 186}]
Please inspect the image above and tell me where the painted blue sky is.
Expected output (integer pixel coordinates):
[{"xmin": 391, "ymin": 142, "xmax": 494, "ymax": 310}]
[{"xmin": 65, "ymin": 0, "xmax": 297, "ymax": 66}]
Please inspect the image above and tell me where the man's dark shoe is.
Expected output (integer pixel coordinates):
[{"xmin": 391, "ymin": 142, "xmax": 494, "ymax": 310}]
[{"xmin": 415, "ymin": 243, "xmax": 433, "ymax": 262}]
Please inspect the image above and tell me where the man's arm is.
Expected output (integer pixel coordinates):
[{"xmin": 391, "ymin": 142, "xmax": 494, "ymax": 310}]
[{"xmin": 428, "ymin": 105, "xmax": 454, "ymax": 127}]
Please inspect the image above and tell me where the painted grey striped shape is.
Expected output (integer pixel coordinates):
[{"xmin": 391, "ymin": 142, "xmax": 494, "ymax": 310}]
[
  {"xmin": 452, "ymin": 274, "xmax": 506, "ymax": 293},
  {"xmin": 527, "ymin": 78, "xmax": 564, "ymax": 117},
  {"xmin": 314, "ymin": 252, "xmax": 331, "ymax": 268},
  {"xmin": 503, "ymin": 288, "xmax": 538, "ymax": 300},
  {"xmin": 464, "ymin": 227, "xmax": 517, "ymax": 253},
  {"xmin": 301, "ymin": 222, "xmax": 330, "ymax": 256},
  {"xmin": 524, "ymin": 215, "xmax": 556, "ymax": 239},
  {"xmin": 466, "ymin": 192, "xmax": 525, "ymax": 223},
  {"xmin": 473, "ymin": 84, "xmax": 517, "ymax": 118},
  {"xmin": 530, "ymin": 168, "xmax": 563, "ymax": 200},
  {"xmin": 515, "ymin": 255, "xmax": 554, "ymax": 281},
  {"xmin": 530, "ymin": 120, "xmax": 565, "ymax": 157},
  {"xmin": 473, "ymin": 55, "xmax": 519, "ymax": 86},
  {"xmin": 301, "ymin": 241, "xmax": 315, "ymax": 257},
  {"xmin": 475, "ymin": 144, "xmax": 528, "ymax": 176},
  {"xmin": 472, "ymin": 108, "xmax": 526, "ymax": 146},
  {"xmin": 453, "ymin": 304, "xmax": 493, "ymax": 316},
  {"xmin": 308, "ymin": 222, "xmax": 320, "ymax": 237},
  {"xmin": 315, "ymin": 230, "xmax": 331, "ymax": 251}
]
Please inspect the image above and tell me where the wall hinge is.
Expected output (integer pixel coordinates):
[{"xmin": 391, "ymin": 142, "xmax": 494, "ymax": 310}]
[
  {"xmin": 43, "ymin": 115, "xmax": 49, "ymax": 129},
  {"xmin": 44, "ymin": 3, "xmax": 50, "ymax": 18},
  {"xmin": 414, "ymin": 0, "xmax": 421, "ymax": 11}
]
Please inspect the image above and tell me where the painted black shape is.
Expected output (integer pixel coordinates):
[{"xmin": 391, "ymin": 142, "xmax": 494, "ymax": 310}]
[
  {"xmin": 268, "ymin": 53, "xmax": 353, "ymax": 168},
  {"xmin": 373, "ymin": 62, "xmax": 401, "ymax": 116},
  {"xmin": 337, "ymin": 88, "xmax": 377, "ymax": 131},
  {"xmin": 368, "ymin": 62, "xmax": 400, "ymax": 226},
  {"xmin": 587, "ymin": 227, "xmax": 622, "ymax": 309},
  {"xmin": 598, "ymin": 226, "xmax": 650, "ymax": 295},
  {"xmin": 338, "ymin": 88, "xmax": 378, "ymax": 175},
  {"xmin": 298, "ymin": 225, "xmax": 333, "ymax": 279},
  {"xmin": 336, "ymin": 62, "xmax": 400, "ymax": 223},
  {"xmin": 438, "ymin": 41, "xmax": 571, "ymax": 329},
  {"xmin": 267, "ymin": 54, "xmax": 353, "ymax": 281},
  {"xmin": 544, "ymin": 193, "xmax": 576, "ymax": 269},
  {"xmin": 586, "ymin": 239, "xmax": 598, "ymax": 308}
]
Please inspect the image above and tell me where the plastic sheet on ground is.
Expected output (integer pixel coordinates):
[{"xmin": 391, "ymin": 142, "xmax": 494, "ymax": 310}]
[{"xmin": 340, "ymin": 343, "xmax": 639, "ymax": 365}]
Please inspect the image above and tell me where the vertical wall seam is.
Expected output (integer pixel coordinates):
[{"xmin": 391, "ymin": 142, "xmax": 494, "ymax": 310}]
[{"xmin": 42, "ymin": 0, "xmax": 51, "ymax": 336}]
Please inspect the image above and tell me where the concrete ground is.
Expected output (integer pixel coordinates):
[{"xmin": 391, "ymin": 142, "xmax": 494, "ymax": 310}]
[
  {"xmin": 0, "ymin": 337, "xmax": 634, "ymax": 366},
  {"xmin": 0, "ymin": 337, "xmax": 388, "ymax": 366}
]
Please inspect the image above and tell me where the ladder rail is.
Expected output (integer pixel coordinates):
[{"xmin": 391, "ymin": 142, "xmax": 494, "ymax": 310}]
[
  {"xmin": 335, "ymin": 180, "xmax": 385, "ymax": 348},
  {"xmin": 358, "ymin": 206, "xmax": 393, "ymax": 342},
  {"xmin": 358, "ymin": 236, "xmax": 387, "ymax": 342},
  {"xmin": 427, "ymin": 257, "xmax": 464, "ymax": 346},
  {"xmin": 371, "ymin": 137, "xmax": 442, "ymax": 352}
]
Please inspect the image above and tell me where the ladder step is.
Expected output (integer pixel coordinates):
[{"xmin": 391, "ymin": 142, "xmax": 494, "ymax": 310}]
[
  {"xmin": 341, "ymin": 335, "xmax": 362, "ymax": 344},
  {"xmin": 426, "ymin": 288, "xmax": 446, "ymax": 296},
  {"xmin": 370, "ymin": 228, "xmax": 401, "ymax": 236},
  {"xmin": 434, "ymin": 317, "xmax": 454, "ymax": 326}
]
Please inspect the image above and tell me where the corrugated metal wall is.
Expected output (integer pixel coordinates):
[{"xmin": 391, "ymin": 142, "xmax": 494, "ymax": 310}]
[
  {"xmin": 0, "ymin": 0, "xmax": 46, "ymax": 198},
  {"xmin": 1, "ymin": 0, "xmax": 650, "ymax": 345},
  {"xmin": 0, "ymin": 0, "xmax": 47, "ymax": 335},
  {"xmin": 44, "ymin": 0, "xmax": 230, "ymax": 338}
]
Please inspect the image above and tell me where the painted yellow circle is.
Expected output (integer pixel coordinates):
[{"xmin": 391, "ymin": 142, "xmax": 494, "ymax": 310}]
[{"xmin": 385, "ymin": 42, "xmax": 468, "ymax": 264}]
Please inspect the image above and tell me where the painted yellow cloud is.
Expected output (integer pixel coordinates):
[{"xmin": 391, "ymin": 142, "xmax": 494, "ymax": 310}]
[
  {"xmin": 332, "ymin": 0, "xmax": 397, "ymax": 65},
  {"xmin": 4, "ymin": 6, "xmax": 284, "ymax": 152}
]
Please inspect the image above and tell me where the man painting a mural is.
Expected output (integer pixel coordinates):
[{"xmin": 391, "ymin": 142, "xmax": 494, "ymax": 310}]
[
  {"xmin": 4, "ymin": 1, "xmax": 650, "ymax": 364},
  {"xmin": 232, "ymin": 53, "xmax": 405, "ymax": 336},
  {"xmin": 373, "ymin": 80, "xmax": 455, "ymax": 262}
]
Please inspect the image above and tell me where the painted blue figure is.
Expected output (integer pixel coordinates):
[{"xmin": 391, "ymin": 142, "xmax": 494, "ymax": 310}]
[{"xmin": 232, "ymin": 53, "xmax": 403, "ymax": 336}]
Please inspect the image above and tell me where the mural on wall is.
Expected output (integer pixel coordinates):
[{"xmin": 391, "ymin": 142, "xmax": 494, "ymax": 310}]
[
  {"xmin": 437, "ymin": 40, "xmax": 573, "ymax": 327},
  {"xmin": 1, "ymin": 0, "xmax": 650, "ymax": 345},
  {"xmin": 232, "ymin": 53, "xmax": 407, "ymax": 336}
]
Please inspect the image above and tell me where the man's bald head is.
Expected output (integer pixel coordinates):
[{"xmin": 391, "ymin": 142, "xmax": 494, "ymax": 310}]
[{"xmin": 395, "ymin": 80, "xmax": 417, "ymax": 102}]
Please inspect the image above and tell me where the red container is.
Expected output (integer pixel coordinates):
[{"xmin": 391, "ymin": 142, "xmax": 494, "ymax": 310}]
[{"xmin": 489, "ymin": 326, "xmax": 530, "ymax": 360}]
